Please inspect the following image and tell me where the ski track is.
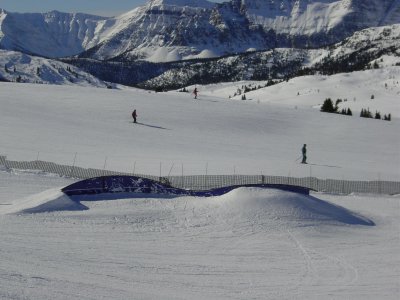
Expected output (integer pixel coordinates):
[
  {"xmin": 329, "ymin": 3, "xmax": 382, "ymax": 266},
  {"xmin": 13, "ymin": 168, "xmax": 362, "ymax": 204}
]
[{"xmin": 286, "ymin": 229, "xmax": 359, "ymax": 295}]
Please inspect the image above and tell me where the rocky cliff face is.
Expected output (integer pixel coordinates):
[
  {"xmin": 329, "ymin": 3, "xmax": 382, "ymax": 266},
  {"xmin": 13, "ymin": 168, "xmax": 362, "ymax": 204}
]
[{"xmin": 0, "ymin": 0, "xmax": 399, "ymax": 61}]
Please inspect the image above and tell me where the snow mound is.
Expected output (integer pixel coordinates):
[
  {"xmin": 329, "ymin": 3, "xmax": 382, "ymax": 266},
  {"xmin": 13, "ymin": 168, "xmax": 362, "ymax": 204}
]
[
  {"xmin": 1, "ymin": 188, "xmax": 88, "ymax": 214},
  {"xmin": 0, "ymin": 186, "xmax": 374, "ymax": 227},
  {"xmin": 212, "ymin": 187, "xmax": 374, "ymax": 226}
]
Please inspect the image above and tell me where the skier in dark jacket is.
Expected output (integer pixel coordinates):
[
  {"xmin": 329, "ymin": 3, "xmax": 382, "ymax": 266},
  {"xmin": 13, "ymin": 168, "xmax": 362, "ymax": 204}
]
[
  {"xmin": 301, "ymin": 144, "xmax": 307, "ymax": 164},
  {"xmin": 132, "ymin": 109, "xmax": 137, "ymax": 123},
  {"xmin": 193, "ymin": 87, "xmax": 198, "ymax": 99}
]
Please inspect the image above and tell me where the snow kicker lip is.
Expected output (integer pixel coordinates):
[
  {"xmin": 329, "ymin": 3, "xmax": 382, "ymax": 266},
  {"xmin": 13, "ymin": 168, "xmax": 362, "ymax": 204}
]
[{"xmin": 61, "ymin": 175, "xmax": 310, "ymax": 198}]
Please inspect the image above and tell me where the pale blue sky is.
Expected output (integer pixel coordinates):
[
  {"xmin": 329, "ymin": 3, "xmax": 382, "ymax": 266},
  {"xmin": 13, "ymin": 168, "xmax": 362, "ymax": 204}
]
[{"xmin": 0, "ymin": 0, "xmax": 223, "ymax": 17}]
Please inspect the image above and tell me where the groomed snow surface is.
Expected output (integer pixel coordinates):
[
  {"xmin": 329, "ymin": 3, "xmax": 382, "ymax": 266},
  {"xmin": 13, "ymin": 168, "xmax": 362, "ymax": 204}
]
[
  {"xmin": 1, "ymin": 67, "xmax": 399, "ymax": 180},
  {"xmin": 0, "ymin": 170, "xmax": 399, "ymax": 299},
  {"xmin": 0, "ymin": 66, "xmax": 399, "ymax": 299}
]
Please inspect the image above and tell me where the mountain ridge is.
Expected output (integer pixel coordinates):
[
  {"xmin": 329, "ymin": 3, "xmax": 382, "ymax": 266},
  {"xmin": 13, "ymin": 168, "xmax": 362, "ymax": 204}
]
[{"xmin": 0, "ymin": 0, "xmax": 398, "ymax": 61}]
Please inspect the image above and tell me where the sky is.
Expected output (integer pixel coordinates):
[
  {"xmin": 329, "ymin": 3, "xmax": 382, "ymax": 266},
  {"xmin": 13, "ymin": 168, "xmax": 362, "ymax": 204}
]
[{"xmin": 0, "ymin": 0, "xmax": 223, "ymax": 17}]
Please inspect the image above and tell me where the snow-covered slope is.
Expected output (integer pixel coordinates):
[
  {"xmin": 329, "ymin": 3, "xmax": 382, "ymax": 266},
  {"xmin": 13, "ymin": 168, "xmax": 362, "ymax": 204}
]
[
  {"xmin": 1, "ymin": 0, "xmax": 399, "ymax": 61},
  {"xmin": 0, "ymin": 60, "xmax": 399, "ymax": 298},
  {"xmin": 0, "ymin": 50, "xmax": 108, "ymax": 87},
  {"xmin": 0, "ymin": 169, "xmax": 399, "ymax": 299},
  {"xmin": 330, "ymin": 24, "xmax": 400, "ymax": 58},
  {"xmin": 0, "ymin": 65, "xmax": 399, "ymax": 180}
]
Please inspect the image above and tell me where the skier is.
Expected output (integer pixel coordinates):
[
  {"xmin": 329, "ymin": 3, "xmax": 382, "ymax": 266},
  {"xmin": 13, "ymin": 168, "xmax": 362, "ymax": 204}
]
[
  {"xmin": 301, "ymin": 144, "xmax": 307, "ymax": 164},
  {"xmin": 132, "ymin": 109, "xmax": 137, "ymax": 123},
  {"xmin": 193, "ymin": 87, "xmax": 198, "ymax": 99}
]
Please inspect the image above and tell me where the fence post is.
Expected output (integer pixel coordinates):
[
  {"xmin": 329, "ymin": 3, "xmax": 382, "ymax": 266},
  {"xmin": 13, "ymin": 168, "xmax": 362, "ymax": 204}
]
[
  {"xmin": 341, "ymin": 177, "xmax": 345, "ymax": 194},
  {"xmin": 35, "ymin": 151, "xmax": 40, "ymax": 170},
  {"xmin": 378, "ymin": 173, "xmax": 382, "ymax": 194},
  {"xmin": 103, "ymin": 156, "xmax": 108, "ymax": 177},
  {"xmin": 70, "ymin": 152, "xmax": 77, "ymax": 178},
  {"xmin": 181, "ymin": 163, "xmax": 184, "ymax": 189},
  {"xmin": 205, "ymin": 162, "xmax": 208, "ymax": 189}
]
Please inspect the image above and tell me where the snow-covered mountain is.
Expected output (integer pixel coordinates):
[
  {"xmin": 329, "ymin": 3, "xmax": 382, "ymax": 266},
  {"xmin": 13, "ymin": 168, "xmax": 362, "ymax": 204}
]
[
  {"xmin": 64, "ymin": 24, "xmax": 399, "ymax": 90},
  {"xmin": 0, "ymin": 50, "xmax": 108, "ymax": 87},
  {"xmin": 0, "ymin": 9, "xmax": 110, "ymax": 58},
  {"xmin": 1, "ymin": 0, "xmax": 399, "ymax": 61}
]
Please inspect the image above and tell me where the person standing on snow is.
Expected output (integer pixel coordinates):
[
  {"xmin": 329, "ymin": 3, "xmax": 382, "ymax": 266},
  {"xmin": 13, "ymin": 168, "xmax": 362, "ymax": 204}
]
[
  {"xmin": 301, "ymin": 144, "xmax": 307, "ymax": 164},
  {"xmin": 193, "ymin": 87, "xmax": 198, "ymax": 99},
  {"xmin": 132, "ymin": 109, "xmax": 137, "ymax": 123}
]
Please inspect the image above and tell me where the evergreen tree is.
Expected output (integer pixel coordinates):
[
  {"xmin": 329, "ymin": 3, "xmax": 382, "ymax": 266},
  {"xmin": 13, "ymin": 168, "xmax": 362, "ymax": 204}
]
[
  {"xmin": 361, "ymin": 108, "xmax": 373, "ymax": 118},
  {"xmin": 321, "ymin": 98, "xmax": 337, "ymax": 113},
  {"xmin": 375, "ymin": 111, "xmax": 381, "ymax": 119},
  {"xmin": 347, "ymin": 108, "xmax": 352, "ymax": 116}
]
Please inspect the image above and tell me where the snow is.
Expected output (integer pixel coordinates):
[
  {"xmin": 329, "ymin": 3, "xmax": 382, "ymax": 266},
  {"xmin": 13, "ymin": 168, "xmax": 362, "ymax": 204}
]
[
  {"xmin": 0, "ymin": 10, "xmax": 110, "ymax": 58},
  {"xmin": 2, "ymin": 1, "xmax": 397, "ymax": 61},
  {"xmin": 0, "ymin": 65, "xmax": 399, "ymax": 180},
  {"xmin": 0, "ymin": 63, "xmax": 399, "ymax": 298},
  {"xmin": 243, "ymin": 0, "xmax": 352, "ymax": 34},
  {"xmin": 0, "ymin": 50, "xmax": 108, "ymax": 86},
  {"xmin": 147, "ymin": 47, "xmax": 183, "ymax": 62},
  {"xmin": 0, "ymin": 169, "xmax": 399, "ymax": 299},
  {"xmin": 184, "ymin": 49, "xmax": 219, "ymax": 60},
  {"xmin": 206, "ymin": 67, "xmax": 400, "ymax": 114},
  {"xmin": 148, "ymin": 0, "xmax": 215, "ymax": 9}
]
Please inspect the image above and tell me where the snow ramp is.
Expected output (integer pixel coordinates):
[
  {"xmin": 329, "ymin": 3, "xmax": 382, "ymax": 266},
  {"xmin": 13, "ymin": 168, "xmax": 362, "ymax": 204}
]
[
  {"xmin": 0, "ymin": 188, "xmax": 88, "ymax": 214},
  {"xmin": 1, "ymin": 178, "xmax": 374, "ymax": 227},
  {"xmin": 210, "ymin": 187, "xmax": 375, "ymax": 227}
]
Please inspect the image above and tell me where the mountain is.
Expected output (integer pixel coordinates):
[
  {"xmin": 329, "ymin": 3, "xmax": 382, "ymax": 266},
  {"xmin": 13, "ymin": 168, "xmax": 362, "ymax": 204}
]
[
  {"xmin": 1, "ymin": 0, "xmax": 399, "ymax": 61},
  {"xmin": 0, "ymin": 9, "xmax": 110, "ymax": 58},
  {"xmin": 0, "ymin": 50, "xmax": 108, "ymax": 87},
  {"xmin": 62, "ymin": 24, "xmax": 400, "ymax": 90}
]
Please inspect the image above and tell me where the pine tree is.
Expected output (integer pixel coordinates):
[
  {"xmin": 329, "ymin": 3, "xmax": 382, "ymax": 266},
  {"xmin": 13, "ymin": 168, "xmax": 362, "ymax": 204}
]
[
  {"xmin": 321, "ymin": 98, "xmax": 337, "ymax": 113},
  {"xmin": 347, "ymin": 108, "xmax": 352, "ymax": 116},
  {"xmin": 375, "ymin": 111, "xmax": 381, "ymax": 119}
]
